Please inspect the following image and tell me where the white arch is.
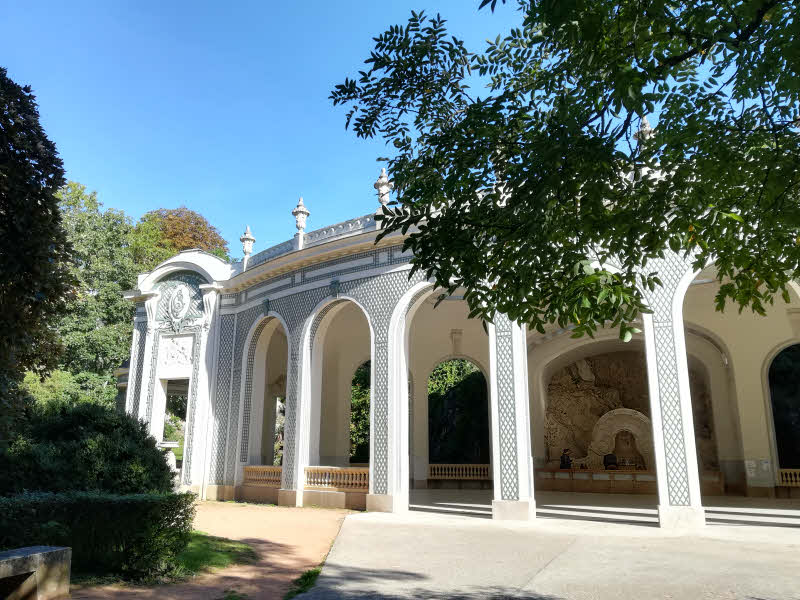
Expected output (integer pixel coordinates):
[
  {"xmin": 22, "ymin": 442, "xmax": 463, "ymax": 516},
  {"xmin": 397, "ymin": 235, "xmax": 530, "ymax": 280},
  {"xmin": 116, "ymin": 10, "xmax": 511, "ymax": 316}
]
[
  {"xmin": 232, "ymin": 312, "xmax": 290, "ymax": 486},
  {"xmin": 139, "ymin": 250, "xmax": 234, "ymax": 291},
  {"xmin": 294, "ymin": 294, "xmax": 374, "ymax": 505}
]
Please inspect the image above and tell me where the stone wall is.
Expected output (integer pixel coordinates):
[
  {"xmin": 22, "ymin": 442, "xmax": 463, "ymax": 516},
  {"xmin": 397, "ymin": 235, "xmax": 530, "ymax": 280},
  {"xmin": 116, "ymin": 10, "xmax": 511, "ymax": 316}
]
[{"xmin": 545, "ymin": 351, "xmax": 719, "ymax": 471}]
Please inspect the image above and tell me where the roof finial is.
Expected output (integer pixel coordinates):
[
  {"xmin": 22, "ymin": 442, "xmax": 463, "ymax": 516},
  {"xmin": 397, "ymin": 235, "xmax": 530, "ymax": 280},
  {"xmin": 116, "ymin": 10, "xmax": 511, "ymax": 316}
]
[
  {"xmin": 240, "ymin": 225, "xmax": 255, "ymax": 256},
  {"xmin": 240, "ymin": 225, "xmax": 256, "ymax": 270},
  {"xmin": 634, "ymin": 116, "xmax": 653, "ymax": 142},
  {"xmin": 374, "ymin": 167, "xmax": 394, "ymax": 208},
  {"xmin": 292, "ymin": 197, "xmax": 310, "ymax": 232}
]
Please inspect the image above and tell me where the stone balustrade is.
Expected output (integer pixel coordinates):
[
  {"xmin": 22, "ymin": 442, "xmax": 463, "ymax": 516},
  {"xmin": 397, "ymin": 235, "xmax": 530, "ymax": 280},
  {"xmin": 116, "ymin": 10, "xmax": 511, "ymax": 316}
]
[
  {"xmin": 428, "ymin": 464, "xmax": 492, "ymax": 480},
  {"xmin": 779, "ymin": 468, "xmax": 800, "ymax": 487},
  {"xmin": 243, "ymin": 465, "xmax": 282, "ymax": 487},
  {"xmin": 304, "ymin": 466, "xmax": 369, "ymax": 492}
]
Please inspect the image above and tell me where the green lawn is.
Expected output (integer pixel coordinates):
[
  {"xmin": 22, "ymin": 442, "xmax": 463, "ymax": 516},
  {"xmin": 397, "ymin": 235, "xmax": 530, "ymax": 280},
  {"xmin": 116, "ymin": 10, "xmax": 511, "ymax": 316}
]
[
  {"xmin": 175, "ymin": 531, "xmax": 258, "ymax": 576},
  {"xmin": 284, "ymin": 567, "xmax": 322, "ymax": 600},
  {"xmin": 73, "ymin": 531, "xmax": 257, "ymax": 586}
]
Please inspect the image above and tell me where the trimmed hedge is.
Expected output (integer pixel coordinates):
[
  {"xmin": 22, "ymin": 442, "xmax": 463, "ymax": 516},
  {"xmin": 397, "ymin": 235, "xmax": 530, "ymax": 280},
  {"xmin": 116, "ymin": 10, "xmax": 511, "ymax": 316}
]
[
  {"xmin": 0, "ymin": 402, "xmax": 173, "ymax": 495},
  {"xmin": 0, "ymin": 491, "xmax": 196, "ymax": 577}
]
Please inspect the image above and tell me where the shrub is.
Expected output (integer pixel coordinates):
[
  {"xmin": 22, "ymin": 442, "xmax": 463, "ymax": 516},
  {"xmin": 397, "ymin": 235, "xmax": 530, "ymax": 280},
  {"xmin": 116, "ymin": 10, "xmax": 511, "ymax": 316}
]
[
  {"xmin": 0, "ymin": 402, "xmax": 172, "ymax": 495},
  {"xmin": 0, "ymin": 491, "xmax": 196, "ymax": 577}
]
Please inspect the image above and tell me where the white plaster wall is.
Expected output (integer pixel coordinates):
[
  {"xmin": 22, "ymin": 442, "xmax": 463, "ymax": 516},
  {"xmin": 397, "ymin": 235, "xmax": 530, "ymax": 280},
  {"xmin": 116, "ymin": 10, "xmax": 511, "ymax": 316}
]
[
  {"xmin": 317, "ymin": 302, "xmax": 370, "ymax": 466},
  {"xmin": 683, "ymin": 279, "xmax": 800, "ymax": 488},
  {"xmin": 407, "ymin": 295, "xmax": 490, "ymax": 483}
]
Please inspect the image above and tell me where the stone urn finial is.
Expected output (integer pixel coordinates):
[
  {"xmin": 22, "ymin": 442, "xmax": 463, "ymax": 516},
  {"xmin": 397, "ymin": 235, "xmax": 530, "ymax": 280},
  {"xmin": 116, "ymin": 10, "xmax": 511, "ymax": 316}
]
[
  {"xmin": 240, "ymin": 225, "xmax": 255, "ymax": 256},
  {"xmin": 240, "ymin": 225, "xmax": 256, "ymax": 270},
  {"xmin": 634, "ymin": 116, "xmax": 653, "ymax": 142},
  {"xmin": 292, "ymin": 197, "xmax": 310, "ymax": 232},
  {"xmin": 373, "ymin": 167, "xmax": 394, "ymax": 207}
]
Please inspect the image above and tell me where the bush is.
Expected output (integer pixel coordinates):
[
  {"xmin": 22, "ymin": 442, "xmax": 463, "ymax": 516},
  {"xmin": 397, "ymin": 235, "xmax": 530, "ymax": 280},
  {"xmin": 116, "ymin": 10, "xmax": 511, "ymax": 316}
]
[
  {"xmin": 0, "ymin": 491, "xmax": 196, "ymax": 577},
  {"xmin": 0, "ymin": 402, "xmax": 172, "ymax": 495}
]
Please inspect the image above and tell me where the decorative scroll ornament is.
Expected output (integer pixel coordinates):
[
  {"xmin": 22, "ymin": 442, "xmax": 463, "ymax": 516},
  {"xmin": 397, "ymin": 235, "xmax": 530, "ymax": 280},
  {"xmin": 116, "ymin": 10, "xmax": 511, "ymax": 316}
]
[{"xmin": 168, "ymin": 284, "xmax": 192, "ymax": 332}]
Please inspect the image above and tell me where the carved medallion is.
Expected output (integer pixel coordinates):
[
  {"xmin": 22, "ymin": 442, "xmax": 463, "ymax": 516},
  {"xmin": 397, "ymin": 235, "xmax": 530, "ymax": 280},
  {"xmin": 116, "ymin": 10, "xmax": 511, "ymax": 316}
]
[{"xmin": 168, "ymin": 284, "xmax": 192, "ymax": 332}]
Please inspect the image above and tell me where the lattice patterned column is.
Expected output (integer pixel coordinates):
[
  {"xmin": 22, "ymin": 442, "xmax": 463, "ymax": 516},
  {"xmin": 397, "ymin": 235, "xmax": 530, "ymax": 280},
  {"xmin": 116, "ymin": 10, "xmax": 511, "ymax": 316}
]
[
  {"xmin": 639, "ymin": 251, "xmax": 705, "ymax": 529},
  {"xmin": 488, "ymin": 314, "xmax": 535, "ymax": 520}
]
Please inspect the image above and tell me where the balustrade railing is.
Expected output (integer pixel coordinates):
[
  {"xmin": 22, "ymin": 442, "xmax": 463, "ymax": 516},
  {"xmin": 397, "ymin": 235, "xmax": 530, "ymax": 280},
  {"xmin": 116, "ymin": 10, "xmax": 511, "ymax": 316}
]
[
  {"xmin": 304, "ymin": 466, "xmax": 369, "ymax": 492},
  {"xmin": 243, "ymin": 465, "xmax": 282, "ymax": 487},
  {"xmin": 778, "ymin": 468, "xmax": 800, "ymax": 487},
  {"xmin": 428, "ymin": 464, "xmax": 491, "ymax": 480}
]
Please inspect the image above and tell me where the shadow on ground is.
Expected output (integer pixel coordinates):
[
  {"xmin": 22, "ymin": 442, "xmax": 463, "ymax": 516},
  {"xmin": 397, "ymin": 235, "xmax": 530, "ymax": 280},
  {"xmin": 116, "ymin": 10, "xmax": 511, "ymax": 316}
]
[{"xmin": 299, "ymin": 563, "xmax": 564, "ymax": 600}]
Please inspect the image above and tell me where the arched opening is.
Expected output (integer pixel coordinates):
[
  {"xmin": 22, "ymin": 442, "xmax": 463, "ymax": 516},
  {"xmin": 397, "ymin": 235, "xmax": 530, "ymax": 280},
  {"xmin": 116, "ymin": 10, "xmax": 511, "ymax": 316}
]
[
  {"xmin": 312, "ymin": 301, "xmax": 371, "ymax": 467},
  {"xmin": 238, "ymin": 316, "xmax": 289, "ymax": 500},
  {"xmin": 427, "ymin": 359, "xmax": 490, "ymax": 471},
  {"xmin": 402, "ymin": 287, "xmax": 492, "ymax": 515},
  {"xmin": 298, "ymin": 299, "xmax": 372, "ymax": 510},
  {"xmin": 768, "ymin": 344, "xmax": 800, "ymax": 471},
  {"xmin": 349, "ymin": 360, "xmax": 370, "ymax": 465},
  {"xmin": 540, "ymin": 348, "xmax": 719, "ymax": 491}
]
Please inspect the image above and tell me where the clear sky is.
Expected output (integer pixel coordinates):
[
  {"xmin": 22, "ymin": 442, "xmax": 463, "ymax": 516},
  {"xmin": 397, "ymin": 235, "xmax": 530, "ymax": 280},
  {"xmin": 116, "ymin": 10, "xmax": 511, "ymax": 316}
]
[{"xmin": 2, "ymin": 1, "xmax": 520, "ymax": 260}]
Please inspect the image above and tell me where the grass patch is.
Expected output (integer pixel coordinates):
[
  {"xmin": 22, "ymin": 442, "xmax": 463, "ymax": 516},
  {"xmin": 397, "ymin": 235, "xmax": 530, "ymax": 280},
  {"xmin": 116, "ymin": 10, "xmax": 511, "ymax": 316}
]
[
  {"xmin": 72, "ymin": 531, "xmax": 257, "ymax": 587},
  {"xmin": 176, "ymin": 531, "xmax": 258, "ymax": 575},
  {"xmin": 284, "ymin": 567, "xmax": 321, "ymax": 599}
]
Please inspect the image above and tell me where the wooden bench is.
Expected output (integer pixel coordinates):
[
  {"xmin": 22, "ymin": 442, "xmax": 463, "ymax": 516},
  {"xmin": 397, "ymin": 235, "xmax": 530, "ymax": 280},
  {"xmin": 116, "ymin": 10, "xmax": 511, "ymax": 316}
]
[{"xmin": 0, "ymin": 546, "xmax": 71, "ymax": 600}]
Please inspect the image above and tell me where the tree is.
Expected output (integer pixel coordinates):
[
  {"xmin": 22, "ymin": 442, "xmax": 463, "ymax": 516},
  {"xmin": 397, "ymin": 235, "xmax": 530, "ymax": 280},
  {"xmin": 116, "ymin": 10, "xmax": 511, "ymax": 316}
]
[
  {"xmin": 331, "ymin": 2, "xmax": 800, "ymax": 340},
  {"xmin": 350, "ymin": 361, "xmax": 371, "ymax": 463},
  {"xmin": 427, "ymin": 360, "xmax": 489, "ymax": 464},
  {"xmin": 0, "ymin": 67, "xmax": 73, "ymax": 438},
  {"xmin": 57, "ymin": 182, "xmax": 137, "ymax": 377},
  {"xmin": 133, "ymin": 207, "xmax": 230, "ymax": 270}
]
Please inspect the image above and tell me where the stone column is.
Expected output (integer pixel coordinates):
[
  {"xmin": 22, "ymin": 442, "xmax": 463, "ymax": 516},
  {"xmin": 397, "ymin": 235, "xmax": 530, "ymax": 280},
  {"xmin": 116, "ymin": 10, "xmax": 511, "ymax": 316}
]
[
  {"xmin": 640, "ymin": 252, "xmax": 705, "ymax": 529},
  {"xmin": 279, "ymin": 329, "xmax": 304, "ymax": 507},
  {"xmin": 488, "ymin": 314, "xmax": 536, "ymax": 520},
  {"xmin": 366, "ymin": 319, "xmax": 395, "ymax": 512}
]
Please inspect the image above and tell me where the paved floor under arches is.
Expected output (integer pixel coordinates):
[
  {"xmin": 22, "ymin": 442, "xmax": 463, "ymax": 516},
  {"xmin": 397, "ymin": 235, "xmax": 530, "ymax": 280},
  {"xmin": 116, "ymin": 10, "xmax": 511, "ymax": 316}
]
[{"xmin": 409, "ymin": 489, "xmax": 800, "ymax": 527}]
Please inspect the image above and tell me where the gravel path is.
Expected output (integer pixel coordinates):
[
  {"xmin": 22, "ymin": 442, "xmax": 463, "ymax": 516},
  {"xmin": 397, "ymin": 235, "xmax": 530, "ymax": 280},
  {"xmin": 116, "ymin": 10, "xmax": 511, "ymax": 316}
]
[{"xmin": 72, "ymin": 501, "xmax": 349, "ymax": 600}]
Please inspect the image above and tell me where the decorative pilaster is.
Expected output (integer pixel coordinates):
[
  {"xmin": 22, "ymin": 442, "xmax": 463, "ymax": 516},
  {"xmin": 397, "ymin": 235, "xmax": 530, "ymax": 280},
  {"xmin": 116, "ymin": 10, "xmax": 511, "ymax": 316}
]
[
  {"xmin": 488, "ymin": 314, "xmax": 535, "ymax": 520},
  {"xmin": 366, "ymin": 318, "xmax": 393, "ymax": 511},
  {"xmin": 639, "ymin": 251, "xmax": 705, "ymax": 529},
  {"xmin": 279, "ymin": 326, "xmax": 305, "ymax": 505}
]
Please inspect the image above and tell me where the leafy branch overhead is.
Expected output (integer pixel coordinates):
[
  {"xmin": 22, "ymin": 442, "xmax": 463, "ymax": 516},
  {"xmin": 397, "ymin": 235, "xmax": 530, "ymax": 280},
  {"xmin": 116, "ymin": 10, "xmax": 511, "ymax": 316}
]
[{"xmin": 331, "ymin": 1, "xmax": 800, "ymax": 340}]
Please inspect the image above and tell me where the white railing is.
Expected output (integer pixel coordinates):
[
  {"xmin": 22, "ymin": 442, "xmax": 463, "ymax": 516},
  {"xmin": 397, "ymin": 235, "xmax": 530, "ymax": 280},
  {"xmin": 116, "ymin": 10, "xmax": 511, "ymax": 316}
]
[
  {"xmin": 779, "ymin": 468, "xmax": 800, "ymax": 487},
  {"xmin": 304, "ymin": 466, "xmax": 369, "ymax": 492},
  {"xmin": 428, "ymin": 464, "xmax": 491, "ymax": 480},
  {"xmin": 243, "ymin": 465, "xmax": 282, "ymax": 487},
  {"xmin": 304, "ymin": 214, "xmax": 376, "ymax": 248}
]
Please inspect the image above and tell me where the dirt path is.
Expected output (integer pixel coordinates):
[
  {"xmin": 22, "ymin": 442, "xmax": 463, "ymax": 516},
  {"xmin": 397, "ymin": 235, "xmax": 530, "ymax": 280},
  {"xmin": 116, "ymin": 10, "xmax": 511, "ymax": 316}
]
[{"xmin": 71, "ymin": 502, "xmax": 350, "ymax": 600}]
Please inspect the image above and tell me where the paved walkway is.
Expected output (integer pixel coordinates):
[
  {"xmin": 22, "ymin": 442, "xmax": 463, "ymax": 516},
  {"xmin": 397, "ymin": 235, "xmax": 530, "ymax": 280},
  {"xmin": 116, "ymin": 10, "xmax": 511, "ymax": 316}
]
[
  {"xmin": 410, "ymin": 489, "xmax": 800, "ymax": 526},
  {"xmin": 72, "ymin": 502, "xmax": 348, "ymax": 600},
  {"xmin": 302, "ymin": 510, "xmax": 800, "ymax": 599}
]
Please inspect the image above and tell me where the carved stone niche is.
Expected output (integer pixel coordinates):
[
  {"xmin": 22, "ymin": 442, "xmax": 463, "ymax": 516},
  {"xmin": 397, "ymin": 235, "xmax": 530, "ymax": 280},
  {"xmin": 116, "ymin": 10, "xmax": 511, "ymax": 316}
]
[{"xmin": 572, "ymin": 408, "xmax": 655, "ymax": 470}]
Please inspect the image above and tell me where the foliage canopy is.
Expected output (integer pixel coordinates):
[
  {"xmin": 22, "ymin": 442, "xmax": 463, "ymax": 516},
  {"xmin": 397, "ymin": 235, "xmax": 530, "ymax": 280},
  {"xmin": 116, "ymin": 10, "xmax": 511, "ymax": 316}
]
[
  {"xmin": 332, "ymin": 1, "xmax": 800, "ymax": 340},
  {"xmin": 0, "ymin": 402, "xmax": 174, "ymax": 495},
  {"xmin": 0, "ymin": 67, "xmax": 72, "ymax": 434}
]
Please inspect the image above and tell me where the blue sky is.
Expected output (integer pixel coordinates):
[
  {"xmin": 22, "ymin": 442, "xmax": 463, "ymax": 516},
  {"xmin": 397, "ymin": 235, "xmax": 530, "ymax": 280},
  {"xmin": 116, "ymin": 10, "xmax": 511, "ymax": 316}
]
[{"xmin": 2, "ymin": 1, "xmax": 520, "ymax": 260}]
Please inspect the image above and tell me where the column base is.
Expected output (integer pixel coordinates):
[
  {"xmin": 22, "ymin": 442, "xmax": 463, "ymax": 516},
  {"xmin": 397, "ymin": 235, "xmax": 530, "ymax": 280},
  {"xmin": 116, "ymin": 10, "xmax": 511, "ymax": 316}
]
[
  {"xmin": 204, "ymin": 484, "xmax": 235, "ymax": 501},
  {"xmin": 366, "ymin": 493, "xmax": 394, "ymax": 513},
  {"xmin": 278, "ymin": 489, "xmax": 299, "ymax": 507},
  {"xmin": 492, "ymin": 499, "xmax": 536, "ymax": 521},
  {"xmin": 658, "ymin": 505, "xmax": 705, "ymax": 530}
]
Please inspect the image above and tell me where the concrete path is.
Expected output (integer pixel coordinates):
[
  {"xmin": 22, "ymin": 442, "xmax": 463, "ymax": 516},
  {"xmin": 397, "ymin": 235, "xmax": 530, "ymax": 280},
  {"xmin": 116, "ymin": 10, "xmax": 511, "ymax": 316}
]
[
  {"xmin": 301, "ymin": 510, "xmax": 800, "ymax": 599},
  {"xmin": 72, "ymin": 502, "xmax": 349, "ymax": 600}
]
